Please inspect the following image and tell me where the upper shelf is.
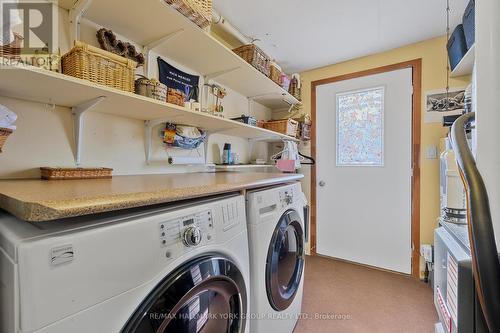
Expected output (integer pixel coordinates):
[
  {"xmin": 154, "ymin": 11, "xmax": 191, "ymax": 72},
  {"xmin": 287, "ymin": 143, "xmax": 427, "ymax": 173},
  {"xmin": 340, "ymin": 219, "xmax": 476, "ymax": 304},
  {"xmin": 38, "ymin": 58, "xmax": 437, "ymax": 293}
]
[
  {"xmin": 0, "ymin": 66, "xmax": 298, "ymax": 142},
  {"xmin": 451, "ymin": 44, "xmax": 475, "ymax": 77},
  {"xmin": 60, "ymin": 0, "xmax": 301, "ymax": 110}
]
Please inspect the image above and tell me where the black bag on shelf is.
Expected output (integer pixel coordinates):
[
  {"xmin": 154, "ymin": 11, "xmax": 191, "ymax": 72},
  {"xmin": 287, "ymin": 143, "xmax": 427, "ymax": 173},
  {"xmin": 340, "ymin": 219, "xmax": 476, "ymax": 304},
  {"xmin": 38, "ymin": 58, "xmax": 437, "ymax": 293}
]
[
  {"xmin": 462, "ymin": 0, "xmax": 475, "ymax": 49},
  {"xmin": 157, "ymin": 57, "xmax": 199, "ymax": 102},
  {"xmin": 447, "ymin": 24, "xmax": 468, "ymax": 71}
]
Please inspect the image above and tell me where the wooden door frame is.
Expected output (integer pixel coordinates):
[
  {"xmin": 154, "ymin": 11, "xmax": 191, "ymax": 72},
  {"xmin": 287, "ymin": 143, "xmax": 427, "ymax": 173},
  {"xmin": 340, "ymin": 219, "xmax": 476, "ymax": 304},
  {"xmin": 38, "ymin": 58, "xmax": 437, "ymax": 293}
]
[{"xmin": 310, "ymin": 59, "xmax": 422, "ymax": 279}]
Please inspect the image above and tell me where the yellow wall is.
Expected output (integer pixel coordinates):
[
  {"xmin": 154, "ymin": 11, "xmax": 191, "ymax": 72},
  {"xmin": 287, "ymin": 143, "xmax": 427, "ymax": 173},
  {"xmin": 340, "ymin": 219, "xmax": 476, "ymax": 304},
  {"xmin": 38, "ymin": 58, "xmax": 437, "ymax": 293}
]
[{"xmin": 299, "ymin": 36, "xmax": 471, "ymax": 246}]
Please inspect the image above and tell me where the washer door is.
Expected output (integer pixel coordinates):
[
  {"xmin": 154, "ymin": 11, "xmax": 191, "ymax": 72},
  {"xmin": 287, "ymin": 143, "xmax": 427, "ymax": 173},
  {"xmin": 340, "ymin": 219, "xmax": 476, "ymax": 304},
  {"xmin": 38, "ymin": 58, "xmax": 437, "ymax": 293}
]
[
  {"xmin": 122, "ymin": 256, "xmax": 247, "ymax": 333},
  {"xmin": 266, "ymin": 209, "xmax": 305, "ymax": 311}
]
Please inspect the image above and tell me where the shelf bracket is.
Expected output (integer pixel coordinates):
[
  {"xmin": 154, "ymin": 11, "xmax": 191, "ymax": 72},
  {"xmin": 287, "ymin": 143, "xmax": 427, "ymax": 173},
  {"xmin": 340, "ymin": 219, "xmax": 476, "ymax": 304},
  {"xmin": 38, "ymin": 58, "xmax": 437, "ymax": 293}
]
[
  {"xmin": 143, "ymin": 29, "xmax": 185, "ymax": 77},
  {"xmin": 204, "ymin": 67, "xmax": 241, "ymax": 82},
  {"xmin": 144, "ymin": 120, "xmax": 159, "ymax": 165},
  {"xmin": 203, "ymin": 132, "xmax": 214, "ymax": 164},
  {"xmin": 72, "ymin": 96, "xmax": 106, "ymax": 167},
  {"xmin": 69, "ymin": 0, "xmax": 94, "ymax": 44}
]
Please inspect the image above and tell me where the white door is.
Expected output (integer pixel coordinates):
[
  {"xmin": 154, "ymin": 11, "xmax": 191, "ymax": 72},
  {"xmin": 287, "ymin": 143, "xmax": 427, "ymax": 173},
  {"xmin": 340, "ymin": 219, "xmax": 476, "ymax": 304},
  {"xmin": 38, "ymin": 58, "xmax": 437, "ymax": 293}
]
[{"xmin": 316, "ymin": 68, "xmax": 413, "ymax": 274}]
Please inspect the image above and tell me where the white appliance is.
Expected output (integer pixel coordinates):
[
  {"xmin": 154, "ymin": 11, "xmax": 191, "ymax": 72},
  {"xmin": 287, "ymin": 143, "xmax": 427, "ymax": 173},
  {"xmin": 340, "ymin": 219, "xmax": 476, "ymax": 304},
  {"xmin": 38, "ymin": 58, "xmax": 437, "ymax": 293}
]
[
  {"xmin": 0, "ymin": 194, "xmax": 250, "ymax": 333},
  {"xmin": 246, "ymin": 183, "xmax": 307, "ymax": 333},
  {"xmin": 440, "ymin": 137, "xmax": 467, "ymax": 224}
]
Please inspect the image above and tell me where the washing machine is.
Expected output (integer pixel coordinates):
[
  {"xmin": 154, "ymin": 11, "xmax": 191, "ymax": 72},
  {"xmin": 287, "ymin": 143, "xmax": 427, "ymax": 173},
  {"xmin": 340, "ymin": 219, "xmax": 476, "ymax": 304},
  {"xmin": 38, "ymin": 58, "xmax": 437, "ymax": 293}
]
[
  {"xmin": 0, "ymin": 194, "xmax": 250, "ymax": 333},
  {"xmin": 246, "ymin": 183, "xmax": 307, "ymax": 333}
]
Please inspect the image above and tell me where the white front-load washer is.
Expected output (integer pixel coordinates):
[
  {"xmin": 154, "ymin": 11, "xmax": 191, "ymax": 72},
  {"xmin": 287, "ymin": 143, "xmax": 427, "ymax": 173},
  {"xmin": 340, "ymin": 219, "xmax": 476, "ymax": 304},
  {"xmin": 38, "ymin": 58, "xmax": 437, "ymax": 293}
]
[
  {"xmin": 0, "ymin": 194, "xmax": 250, "ymax": 333},
  {"xmin": 246, "ymin": 183, "xmax": 307, "ymax": 333}
]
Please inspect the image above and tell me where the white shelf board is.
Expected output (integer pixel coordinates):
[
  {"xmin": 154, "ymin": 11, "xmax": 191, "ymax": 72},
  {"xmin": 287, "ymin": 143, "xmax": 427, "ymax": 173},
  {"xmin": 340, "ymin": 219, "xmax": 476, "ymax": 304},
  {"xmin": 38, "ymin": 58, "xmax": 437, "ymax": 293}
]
[
  {"xmin": 451, "ymin": 44, "xmax": 475, "ymax": 77},
  {"xmin": 59, "ymin": 0, "xmax": 300, "ymax": 109},
  {"xmin": 0, "ymin": 66, "xmax": 298, "ymax": 142}
]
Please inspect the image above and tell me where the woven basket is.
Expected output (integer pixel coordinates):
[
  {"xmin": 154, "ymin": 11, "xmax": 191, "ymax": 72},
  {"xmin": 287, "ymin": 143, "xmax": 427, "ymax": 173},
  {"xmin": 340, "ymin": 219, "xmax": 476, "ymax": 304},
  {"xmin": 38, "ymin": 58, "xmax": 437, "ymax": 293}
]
[
  {"xmin": 233, "ymin": 44, "xmax": 271, "ymax": 76},
  {"xmin": 269, "ymin": 64, "xmax": 283, "ymax": 86},
  {"xmin": 165, "ymin": 0, "xmax": 212, "ymax": 29},
  {"xmin": 62, "ymin": 41, "xmax": 136, "ymax": 93},
  {"xmin": 40, "ymin": 167, "xmax": 113, "ymax": 180},
  {"xmin": 0, "ymin": 128, "xmax": 13, "ymax": 153},
  {"xmin": 262, "ymin": 119, "xmax": 299, "ymax": 137},
  {"xmin": 0, "ymin": 33, "xmax": 23, "ymax": 60}
]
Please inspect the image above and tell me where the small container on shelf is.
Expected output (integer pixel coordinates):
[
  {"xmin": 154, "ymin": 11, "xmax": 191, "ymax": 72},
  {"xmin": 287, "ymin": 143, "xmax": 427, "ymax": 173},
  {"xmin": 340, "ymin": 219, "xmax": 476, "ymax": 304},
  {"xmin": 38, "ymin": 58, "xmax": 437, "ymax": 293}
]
[
  {"xmin": 281, "ymin": 73, "xmax": 291, "ymax": 91},
  {"xmin": 233, "ymin": 44, "xmax": 271, "ymax": 77},
  {"xmin": 231, "ymin": 114, "xmax": 257, "ymax": 126},
  {"xmin": 294, "ymin": 114, "xmax": 312, "ymax": 141},
  {"xmin": 62, "ymin": 41, "xmax": 136, "ymax": 93},
  {"xmin": 262, "ymin": 118, "xmax": 299, "ymax": 137},
  {"xmin": 135, "ymin": 75, "xmax": 168, "ymax": 102},
  {"xmin": 167, "ymin": 88, "xmax": 186, "ymax": 106},
  {"xmin": 289, "ymin": 74, "xmax": 302, "ymax": 101},
  {"xmin": 40, "ymin": 167, "xmax": 113, "ymax": 180},
  {"xmin": 0, "ymin": 128, "xmax": 13, "ymax": 153}
]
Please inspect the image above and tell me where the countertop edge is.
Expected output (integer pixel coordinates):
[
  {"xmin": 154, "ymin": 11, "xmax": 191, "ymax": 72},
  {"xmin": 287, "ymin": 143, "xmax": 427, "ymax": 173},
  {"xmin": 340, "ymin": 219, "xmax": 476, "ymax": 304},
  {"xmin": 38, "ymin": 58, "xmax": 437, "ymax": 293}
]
[{"xmin": 5, "ymin": 174, "xmax": 304, "ymax": 222}]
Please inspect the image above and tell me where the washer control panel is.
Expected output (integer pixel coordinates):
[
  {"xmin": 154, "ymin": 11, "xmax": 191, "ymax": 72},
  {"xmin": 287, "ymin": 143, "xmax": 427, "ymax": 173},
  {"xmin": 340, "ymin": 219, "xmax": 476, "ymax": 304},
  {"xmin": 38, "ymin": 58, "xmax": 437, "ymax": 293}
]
[{"xmin": 159, "ymin": 209, "xmax": 214, "ymax": 250}]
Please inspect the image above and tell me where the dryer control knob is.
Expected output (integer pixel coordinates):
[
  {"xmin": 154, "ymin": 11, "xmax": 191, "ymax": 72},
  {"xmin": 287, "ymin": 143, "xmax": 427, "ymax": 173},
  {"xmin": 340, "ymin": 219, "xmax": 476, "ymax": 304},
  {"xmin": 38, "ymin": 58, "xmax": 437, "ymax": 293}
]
[{"xmin": 183, "ymin": 226, "xmax": 202, "ymax": 247}]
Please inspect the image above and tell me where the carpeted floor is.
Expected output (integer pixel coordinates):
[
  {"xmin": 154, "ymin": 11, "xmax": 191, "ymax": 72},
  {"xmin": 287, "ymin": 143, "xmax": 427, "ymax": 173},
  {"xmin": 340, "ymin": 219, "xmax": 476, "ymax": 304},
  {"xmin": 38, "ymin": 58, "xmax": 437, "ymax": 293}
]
[{"xmin": 294, "ymin": 256, "xmax": 438, "ymax": 333}]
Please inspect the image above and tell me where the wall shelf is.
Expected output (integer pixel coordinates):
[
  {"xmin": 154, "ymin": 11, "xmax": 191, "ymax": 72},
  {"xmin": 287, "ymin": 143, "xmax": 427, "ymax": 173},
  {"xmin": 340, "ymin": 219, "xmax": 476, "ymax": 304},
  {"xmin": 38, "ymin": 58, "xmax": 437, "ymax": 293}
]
[
  {"xmin": 61, "ymin": 0, "xmax": 301, "ymax": 110},
  {"xmin": 450, "ymin": 44, "xmax": 475, "ymax": 77},
  {"xmin": 0, "ymin": 66, "xmax": 298, "ymax": 164}
]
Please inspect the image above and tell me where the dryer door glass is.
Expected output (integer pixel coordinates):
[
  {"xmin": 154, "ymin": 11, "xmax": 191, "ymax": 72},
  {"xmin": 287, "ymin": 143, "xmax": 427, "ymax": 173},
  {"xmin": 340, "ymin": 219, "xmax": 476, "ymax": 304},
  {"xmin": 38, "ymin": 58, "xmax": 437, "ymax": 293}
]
[
  {"xmin": 266, "ymin": 209, "xmax": 305, "ymax": 311},
  {"xmin": 121, "ymin": 256, "xmax": 247, "ymax": 333}
]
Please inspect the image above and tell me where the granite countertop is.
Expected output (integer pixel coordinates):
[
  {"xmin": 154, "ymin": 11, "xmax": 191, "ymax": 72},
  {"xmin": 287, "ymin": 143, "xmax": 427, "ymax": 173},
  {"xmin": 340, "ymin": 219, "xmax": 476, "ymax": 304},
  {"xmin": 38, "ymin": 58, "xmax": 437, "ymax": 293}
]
[{"xmin": 0, "ymin": 172, "xmax": 303, "ymax": 222}]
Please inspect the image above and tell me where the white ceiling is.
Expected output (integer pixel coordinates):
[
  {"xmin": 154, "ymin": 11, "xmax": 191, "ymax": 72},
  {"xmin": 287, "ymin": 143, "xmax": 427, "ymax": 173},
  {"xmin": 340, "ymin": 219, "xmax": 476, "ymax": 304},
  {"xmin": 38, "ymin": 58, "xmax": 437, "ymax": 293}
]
[{"xmin": 213, "ymin": 0, "xmax": 469, "ymax": 73}]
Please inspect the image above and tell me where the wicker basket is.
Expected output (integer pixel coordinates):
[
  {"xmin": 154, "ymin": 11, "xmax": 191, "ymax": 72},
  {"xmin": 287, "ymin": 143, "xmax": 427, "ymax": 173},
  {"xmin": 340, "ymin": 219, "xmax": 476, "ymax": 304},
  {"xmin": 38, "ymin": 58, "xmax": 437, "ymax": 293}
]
[
  {"xmin": 0, "ymin": 128, "xmax": 13, "ymax": 153},
  {"xmin": 135, "ymin": 76, "xmax": 168, "ymax": 102},
  {"xmin": 0, "ymin": 33, "xmax": 23, "ymax": 60},
  {"xmin": 233, "ymin": 44, "xmax": 271, "ymax": 76},
  {"xmin": 262, "ymin": 119, "xmax": 299, "ymax": 137},
  {"xmin": 164, "ymin": 0, "xmax": 212, "ymax": 29},
  {"xmin": 167, "ymin": 88, "xmax": 186, "ymax": 107},
  {"xmin": 40, "ymin": 167, "xmax": 113, "ymax": 180},
  {"xmin": 269, "ymin": 63, "xmax": 283, "ymax": 86},
  {"xmin": 62, "ymin": 41, "xmax": 136, "ymax": 93}
]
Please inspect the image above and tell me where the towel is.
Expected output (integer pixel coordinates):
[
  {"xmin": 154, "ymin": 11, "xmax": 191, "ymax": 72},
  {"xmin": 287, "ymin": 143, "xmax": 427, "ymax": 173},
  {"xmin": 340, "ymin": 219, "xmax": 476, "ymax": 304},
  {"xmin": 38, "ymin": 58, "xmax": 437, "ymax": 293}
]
[
  {"xmin": 176, "ymin": 125, "xmax": 202, "ymax": 139},
  {"xmin": 0, "ymin": 104, "xmax": 17, "ymax": 129}
]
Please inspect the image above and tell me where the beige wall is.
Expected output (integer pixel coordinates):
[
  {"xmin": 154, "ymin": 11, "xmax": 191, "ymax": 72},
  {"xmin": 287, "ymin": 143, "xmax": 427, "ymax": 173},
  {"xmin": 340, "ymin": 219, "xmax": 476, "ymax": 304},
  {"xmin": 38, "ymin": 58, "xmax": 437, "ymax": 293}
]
[{"xmin": 298, "ymin": 36, "xmax": 471, "ymax": 247}]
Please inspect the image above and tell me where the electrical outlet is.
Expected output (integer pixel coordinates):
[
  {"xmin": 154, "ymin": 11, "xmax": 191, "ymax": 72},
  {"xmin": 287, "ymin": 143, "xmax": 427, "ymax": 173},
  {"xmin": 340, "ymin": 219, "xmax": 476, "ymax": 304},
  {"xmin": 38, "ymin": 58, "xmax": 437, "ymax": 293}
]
[{"xmin": 425, "ymin": 145, "xmax": 438, "ymax": 159}]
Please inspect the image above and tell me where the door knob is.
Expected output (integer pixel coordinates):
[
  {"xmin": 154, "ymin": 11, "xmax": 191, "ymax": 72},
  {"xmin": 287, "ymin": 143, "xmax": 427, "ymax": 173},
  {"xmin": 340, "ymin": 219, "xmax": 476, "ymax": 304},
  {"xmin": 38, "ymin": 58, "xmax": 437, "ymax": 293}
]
[{"xmin": 319, "ymin": 180, "xmax": 326, "ymax": 187}]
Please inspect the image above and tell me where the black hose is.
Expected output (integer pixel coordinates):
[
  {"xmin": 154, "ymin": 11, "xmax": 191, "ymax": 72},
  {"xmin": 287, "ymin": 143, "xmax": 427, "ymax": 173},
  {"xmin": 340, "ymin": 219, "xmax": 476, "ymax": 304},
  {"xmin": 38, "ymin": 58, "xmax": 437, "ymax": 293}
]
[{"xmin": 451, "ymin": 112, "xmax": 500, "ymax": 333}]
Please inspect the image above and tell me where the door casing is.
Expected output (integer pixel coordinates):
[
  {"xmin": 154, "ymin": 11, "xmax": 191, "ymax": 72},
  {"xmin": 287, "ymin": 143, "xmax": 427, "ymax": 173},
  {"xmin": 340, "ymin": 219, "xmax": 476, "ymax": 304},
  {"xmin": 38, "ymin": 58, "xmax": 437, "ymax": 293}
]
[{"xmin": 310, "ymin": 59, "xmax": 422, "ymax": 279}]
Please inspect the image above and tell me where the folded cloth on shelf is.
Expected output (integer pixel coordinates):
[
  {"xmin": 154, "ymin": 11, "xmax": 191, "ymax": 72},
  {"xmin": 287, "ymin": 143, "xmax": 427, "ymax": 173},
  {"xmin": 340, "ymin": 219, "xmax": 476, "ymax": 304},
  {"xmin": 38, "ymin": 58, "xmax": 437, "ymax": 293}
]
[{"xmin": 0, "ymin": 104, "xmax": 17, "ymax": 129}]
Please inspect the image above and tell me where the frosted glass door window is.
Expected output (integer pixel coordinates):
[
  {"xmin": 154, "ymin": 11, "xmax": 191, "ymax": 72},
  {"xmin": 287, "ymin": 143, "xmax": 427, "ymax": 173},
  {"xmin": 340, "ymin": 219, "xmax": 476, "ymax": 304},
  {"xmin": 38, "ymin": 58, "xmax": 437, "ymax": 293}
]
[{"xmin": 336, "ymin": 87, "xmax": 385, "ymax": 166}]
